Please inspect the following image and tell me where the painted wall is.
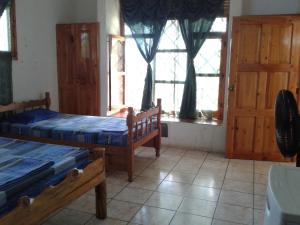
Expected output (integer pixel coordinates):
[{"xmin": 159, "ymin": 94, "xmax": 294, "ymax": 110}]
[
  {"xmin": 242, "ymin": 0, "xmax": 300, "ymax": 15},
  {"xmin": 12, "ymin": 0, "xmax": 78, "ymax": 110}
]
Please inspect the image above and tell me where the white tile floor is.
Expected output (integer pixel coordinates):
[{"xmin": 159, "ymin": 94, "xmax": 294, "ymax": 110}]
[{"xmin": 42, "ymin": 146, "xmax": 294, "ymax": 225}]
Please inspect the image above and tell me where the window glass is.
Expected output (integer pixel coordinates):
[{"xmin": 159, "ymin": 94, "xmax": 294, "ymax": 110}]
[
  {"xmin": 125, "ymin": 38, "xmax": 148, "ymax": 110},
  {"xmin": 155, "ymin": 52, "xmax": 187, "ymax": 81},
  {"xmin": 194, "ymin": 39, "xmax": 222, "ymax": 74},
  {"xmin": 211, "ymin": 17, "xmax": 227, "ymax": 32},
  {"xmin": 197, "ymin": 77, "xmax": 219, "ymax": 111},
  {"xmin": 0, "ymin": 8, "xmax": 11, "ymax": 52}
]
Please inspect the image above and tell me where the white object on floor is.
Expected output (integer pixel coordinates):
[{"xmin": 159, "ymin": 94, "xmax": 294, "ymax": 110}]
[{"xmin": 264, "ymin": 165, "xmax": 300, "ymax": 225}]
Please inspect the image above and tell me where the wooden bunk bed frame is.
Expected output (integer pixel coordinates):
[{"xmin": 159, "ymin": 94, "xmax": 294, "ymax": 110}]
[
  {"xmin": 0, "ymin": 92, "xmax": 162, "ymax": 182},
  {"xmin": 0, "ymin": 148, "xmax": 106, "ymax": 225}
]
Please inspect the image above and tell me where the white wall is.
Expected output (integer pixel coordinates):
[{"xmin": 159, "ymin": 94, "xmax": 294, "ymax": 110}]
[
  {"xmin": 12, "ymin": 0, "xmax": 78, "ymax": 110},
  {"xmin": 242, "ymin": 0, "xmax": 300, "ymax": 15},
  {"xmin": 97, "ymin": 0, "xmax": 120, "ymax": 115}
]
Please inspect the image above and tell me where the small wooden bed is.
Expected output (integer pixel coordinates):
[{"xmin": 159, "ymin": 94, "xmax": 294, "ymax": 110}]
[
  {"xmin": 0, "ymin": 146, "xmax": 106, "ymax": 225},
  {"xmin": 0, "ymin": 92, "xmax": 162, "ymax": 182}
]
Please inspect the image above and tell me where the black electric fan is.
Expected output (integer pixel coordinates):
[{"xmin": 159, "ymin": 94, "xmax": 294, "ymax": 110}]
[{"xmin": 275, "ymin": 89, "xmax": 300, "ymax": 166}]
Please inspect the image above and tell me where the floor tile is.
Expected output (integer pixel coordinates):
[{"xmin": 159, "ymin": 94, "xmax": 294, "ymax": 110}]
[
  {"xmin": 67, "ymin": 194, "xmax": 95, "ymax": 214},
  {"xmin": 140, "ymin": 168, "xmax": 169, "ymax": 180},
  {"xmin": 157, "ymin": 181, "xmax": 190, "ymax": 196},
  {"xmin": 114, "ymin": 187, "xmax": 153, "ymax": 204},
  {"xmin": 128, "ymin": 176, "xmax": 162, "ymax": 191},
  {"xmin": 131, "ymin": 206, "xmax": 175, "ymax": 225},
  {"xmin": 219, "ymin": 190, "xmax": 253, "ymax": 208},
  {"xmin": 178, "ymin": 197, "xmax": 216, "ymax": 217},
  {"xmin": 225, "ymin": 170, "xmax": 253, "ymax": 183},
  {"xmin": 106, "ymin": 183, "xmax": 125, "ymax": 198},
  {"xmin": 185, "ymin": 185, "xmax": 220, "ymax": 201},
  {"xmin": 254, "ymin": 209, "xmax": 265, "ymax": 225},
  {"xmin": 46, "ymin": 208, "xmax": 92, "ymax": 225},
  {"xmin": 222, "ymin": 179, "xmax": 253, "ymax": 194},
  {"xmin": 202, "ymin": 159, "xmax": 228, "ymax": 170},
  {"xmin": 254, "ymin": 195, "xmax": 266, "ymax": 210},
  {"xmin": 106, "ymin": 171, "xmax": 130, "ymax": 187},
  {"xmin": 212, "ymin": 219, "xmax": 244, "ymax": 225},
  {"xmin": 254, "ymin": 183, "xmax": 267, "ymax": 196},
  {"xmin": 198, "ymin": 168, "xmax": 226, "ymax": 179},
  {"xmin": 145, "ymin": 192, "xmax": 183, "ymax": 210},
  {"xmin": 107, "ymin": 200, "xmax": 141, "ymax": 221},
  {"xmin": 184, "ymin": 150, "xmax": 208, "ymax": 159},
  {"xmin": 85, "ymin": 217, "xmax": 127, "ymax": 225},
  {"xmin": 170, "ymin": 212, "xmax": 212, "ymax": 225},
  {"xmin": 165, "ymin": 171, "xmax": 196, "ymax": 184},
  {"xmin": 173, "ymin": 162, "xmax": 201, "ymax": 174},
  {"xmin": 254, "ymin": 173, "xmax": 268, "ymax": 184},
  {"xmin": 193, "ymin": 174, "xmax": 223, "ymax": 189},
  {"xmin": 148, "ymin": 159, "xmax": 177, "ymax": 170},
  {"xmin": 214, "ymin": 203, "xmax": 253, "ymax": 225},
  {"xmin": 206, "ymin": 153, "xmax": 228, "ymax": 162}
]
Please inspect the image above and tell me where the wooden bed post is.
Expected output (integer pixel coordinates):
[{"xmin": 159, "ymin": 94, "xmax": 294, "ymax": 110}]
[
  {"xmin": 45, "ymin": 92, "xmax": 51, "ymax": 109},
  {"xmin": 155, "ymin": 98, "xmax": 162, "ymax": 157},
  {"xmin": 95, "ymin": 180, "xmax": 107, "ymax": 219},
  {"xmin": 127, "ymin": 107, "xmax": 134, "ymax": 182}
]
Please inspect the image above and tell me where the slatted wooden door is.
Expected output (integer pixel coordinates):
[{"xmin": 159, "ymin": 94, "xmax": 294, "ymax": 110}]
[
  {"xmin": 57, "ymin": 23, "xmax": 100, "ymax": 116},
  {"xmin": 226, "ymin": 16, "xmax": 300, "ymax": 161}
]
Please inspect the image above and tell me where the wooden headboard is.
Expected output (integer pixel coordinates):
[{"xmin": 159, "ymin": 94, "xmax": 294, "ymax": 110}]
[{"xmin": 0, "ymin": 92, "xmax": 51, "ymax": 113}]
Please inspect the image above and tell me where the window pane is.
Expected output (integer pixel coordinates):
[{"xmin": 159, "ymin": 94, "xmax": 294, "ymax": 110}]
[
  {"xmin": 197, "ymin": 77, "xmax": 219, "ymax": 111},
  {"xmin": 155, "ymin": 83, "xmax": 174, "ymax": 113},
  {"xmin": 211, "ymin": 17, "xmax": 227, "ymax": 32},
  {"xmin": 194, "ymin": 39, "xmax": 222, "ymax": 74},
  {"xmin": 155, "ymin": 52, "xmax": 187, "ymax": 81},
  {"xmin": 174, "ymin": 84, "xmax": 184, "ymax": 113},
  {"xmin": 125, "ymin": 38, "xmax": 148, "ymax": 110},
  {"xmin": 0, "ymin": 8, "xmax": 11, "ymax": 52},
  {"xmin": 158, "ymin": 20, "xmax": 185, "ymax": 50}
]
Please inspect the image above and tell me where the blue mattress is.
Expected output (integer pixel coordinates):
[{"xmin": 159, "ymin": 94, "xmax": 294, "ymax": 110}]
[
  {"xmin": 1, "ymin": 111, "xmax": 158, "ymax": 146},
  {"xmin": 0, "ymin": 137, "xmax": 90, "ymax": 217}
]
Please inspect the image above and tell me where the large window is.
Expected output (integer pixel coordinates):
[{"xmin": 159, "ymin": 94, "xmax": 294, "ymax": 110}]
[
  {"xmin": 0, "ymin": 0, "xmax": 17, "ymax": 58},
  {"xmin": 125, "ymin": 18, "xmax": 227, "ymax": 119}
]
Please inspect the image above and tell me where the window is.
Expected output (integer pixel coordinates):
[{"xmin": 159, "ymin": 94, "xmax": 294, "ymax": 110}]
[
  {"xmin": 0, "ymin": 0, "xmax": 17, "ymax": 58},
  {"xmin": 125, "ymin": 18, "xmax": 227, "ymax": 120}
]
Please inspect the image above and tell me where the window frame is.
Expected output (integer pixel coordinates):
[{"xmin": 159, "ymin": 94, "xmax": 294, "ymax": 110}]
[
  {"xmin": 0, "ymin": 0, "xmax": 17, "ymax": 59},
  {"xmin": 123, "ymin": 18, "xmax": 228, "ymax": 121}
]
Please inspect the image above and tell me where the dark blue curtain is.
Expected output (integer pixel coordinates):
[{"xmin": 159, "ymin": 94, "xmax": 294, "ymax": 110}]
[
  {"xmin": 121, "ymin": 0, "xmax": 167, "ymax": 111},
  {"xmin": 0, "ymin": 52, "xmax": 12, "ymax": 105},
  {"xmin": 179, "ymin": 19, "xmax": 216, "ymax": 119},
  {"xmin": 0, "ymin": 0, "xmax": 10, "ymax": 17}
]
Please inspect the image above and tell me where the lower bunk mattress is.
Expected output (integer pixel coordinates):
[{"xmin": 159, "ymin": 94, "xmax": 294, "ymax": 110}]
[
  {"xmin": 0, "ymin": 137, "xmax": 90, "ymax": 217},
  {"xmin": 0, "ymin": 109, "xmax": 158, "ymax": 146}
]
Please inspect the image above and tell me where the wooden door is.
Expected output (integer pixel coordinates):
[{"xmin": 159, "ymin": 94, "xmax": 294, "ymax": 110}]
[
  {"xmin": 57, "ymin": 23, "xmax": 100, "ymax": 116},
  {"xmin": 226, "ymin": 16, "xmax": 300, "ymax": 161}
]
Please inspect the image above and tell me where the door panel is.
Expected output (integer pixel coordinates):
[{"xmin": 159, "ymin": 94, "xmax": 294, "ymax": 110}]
[
  {"xmin": 238, "ymin": 24, "xmax": 262, "ymax": 64},
  {"xmin": 226, "ymin": 16, "xmax": 300, "ymax": 161},
  {"xmin": 234, "ymin": 117, "xmax": 255, "ymax": 154},
  {"xmin": 236, "ymin": 72, "xmax": 258, "ymax": 109},
  {"xmin": 265, "ymin": 72, "xmax": 289, "ymax": 109}
]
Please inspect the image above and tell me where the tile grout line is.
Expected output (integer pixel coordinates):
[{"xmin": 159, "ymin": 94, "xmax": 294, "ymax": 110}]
[{"xmin": 210, "ymin": 156, "xmax": 230, "ymax": 225}]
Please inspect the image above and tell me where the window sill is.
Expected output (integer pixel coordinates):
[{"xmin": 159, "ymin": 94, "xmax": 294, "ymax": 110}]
[{"xmin": 161, "ymin": 116, "xmax": 223, "ymax": 126}]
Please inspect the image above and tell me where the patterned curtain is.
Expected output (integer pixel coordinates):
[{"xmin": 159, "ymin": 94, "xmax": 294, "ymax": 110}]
[{"xmin": 0, "ymin": 0, "xmax": 10, "ymax": 17}]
